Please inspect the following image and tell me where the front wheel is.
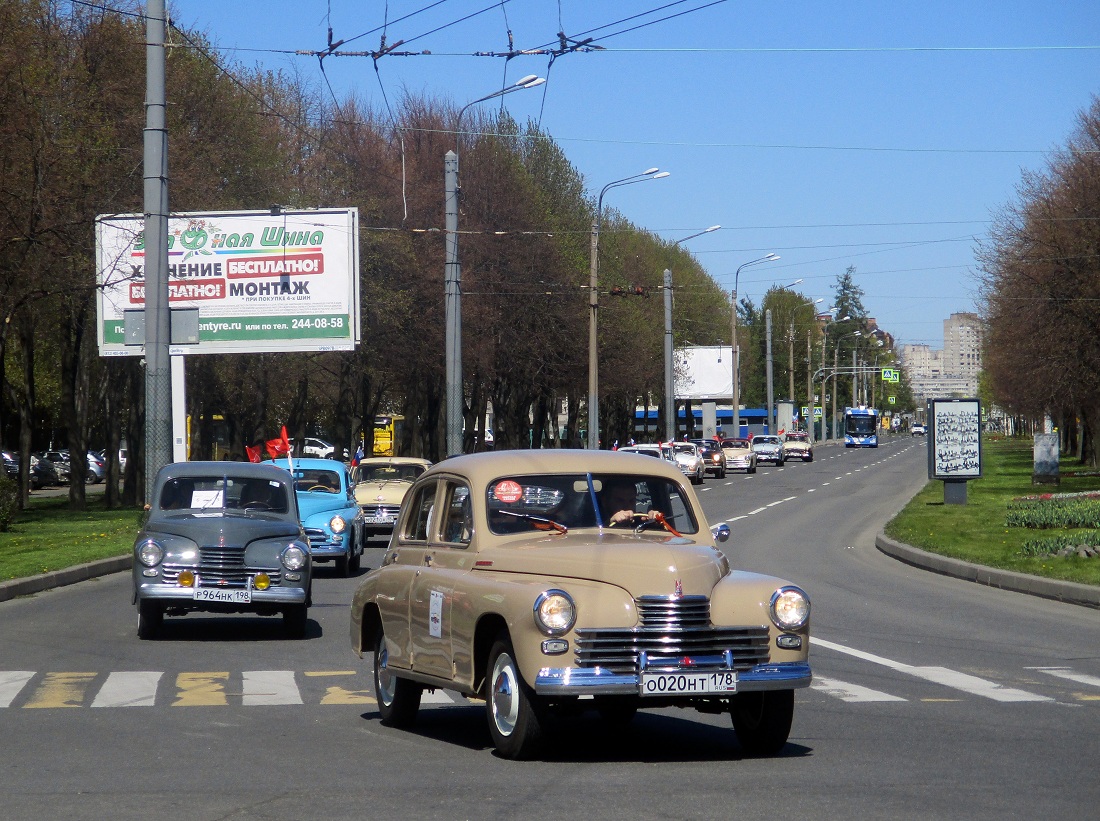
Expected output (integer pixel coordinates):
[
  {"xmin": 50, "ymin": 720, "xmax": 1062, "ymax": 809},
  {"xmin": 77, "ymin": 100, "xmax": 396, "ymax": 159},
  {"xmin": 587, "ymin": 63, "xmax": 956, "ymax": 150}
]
[
  {"xmin": 486, "ymin": 634, "xmax": 545, "ymax": 759},
  {"xmin": 374, "ymin": 631, "xmax": 421, "ymax": 728},
  {"xmin": 282, "ymin": 604, "xmax": 308, "ymax": 639},
  {"xmin": 730, "ymin": 689, "xmax": 794, "ymax": 756},
  {"xmin": 136, "ymin": 599, "xmax": 162, "ymax": 640}
]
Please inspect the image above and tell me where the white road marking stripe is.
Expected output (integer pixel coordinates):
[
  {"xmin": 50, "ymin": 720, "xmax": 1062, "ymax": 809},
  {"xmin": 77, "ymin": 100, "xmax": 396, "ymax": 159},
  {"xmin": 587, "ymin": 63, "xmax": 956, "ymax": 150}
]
[
  {"xmin": 92, "ymin": 671, "xmax": 162, "ymax": 707},
  {"xmin": 748, "ymin": 507, "xmax": 767, "ymax": 515},
  {"xmin": 811, "ymin": 675, "xmax": 906, "ymax": 703},
  {"xmin": 242, "ymin": 670, "xmax": 303, "ymax": 705},
  {"xmin": 726, "ymin": 515, "xmax": 748, "ymax": 522},
  {"xmin": 420, "ymin": 688, "xmax": 467, "ymax": 705},
  {"xmin": 0, "ymin": 671, "xmax": 34, "ymax": 707},
  {"xmin": 814, "ymin": 638, "xmax": 1052, "ymax": 702},
  {"xmin": 766, "ymin": 500, "xmax": 785, "ymax": 507},
  {"xmin": 1029, "ymin": 667, "xmax": 1100, "ymax": 688}
]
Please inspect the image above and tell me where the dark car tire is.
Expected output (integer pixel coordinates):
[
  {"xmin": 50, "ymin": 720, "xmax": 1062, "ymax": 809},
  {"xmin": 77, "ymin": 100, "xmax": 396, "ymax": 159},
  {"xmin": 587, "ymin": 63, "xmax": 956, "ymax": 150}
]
[
  {"xmin": 374, "ymin": 630, "xmax": 421, "ymax": 728},
  {"xmin": 748, "ymin": 466, "xmax": 756, "ymax": 474},
  {"xmin": 730, "ymin": 689, "xmax": 794, "ymax": 756},
  {"xmin": 336, "ymin": 553, "xmax": 350, "ymax": 577},
  {"xmin": 349, "ymin": 548, "xmax": 361, "ymax": 574},
  {"xmin": 282, "ymin": 604, "xmax": 308, "ymax": 639},
  {"xmin": 137, "ymin": 599, "xmax": 162, "ymax": 640},
  {"xmin": 486, "ymin": 634, "xmax": 546, "ymax": 760}
]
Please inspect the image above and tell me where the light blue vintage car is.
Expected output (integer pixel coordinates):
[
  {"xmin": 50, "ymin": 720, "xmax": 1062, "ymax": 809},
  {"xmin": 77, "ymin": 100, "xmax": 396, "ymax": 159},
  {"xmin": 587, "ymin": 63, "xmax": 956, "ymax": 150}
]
[{"xmin": 292, "ymin": 457, "xmax": 365, "ymax": 577}]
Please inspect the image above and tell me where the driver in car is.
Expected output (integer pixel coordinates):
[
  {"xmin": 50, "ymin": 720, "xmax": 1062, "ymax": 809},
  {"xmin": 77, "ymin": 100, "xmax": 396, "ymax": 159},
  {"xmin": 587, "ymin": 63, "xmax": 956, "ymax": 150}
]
[{"xmin": 600, "ymin": 478, "xmax": 658, "ymax": 526}]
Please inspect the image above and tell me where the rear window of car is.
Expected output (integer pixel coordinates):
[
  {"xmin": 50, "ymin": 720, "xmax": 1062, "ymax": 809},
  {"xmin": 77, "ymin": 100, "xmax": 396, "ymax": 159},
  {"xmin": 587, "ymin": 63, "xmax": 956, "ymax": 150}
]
[{"xmin": 485, "ymin": 473, "xmax": 699, "ymax": 536}]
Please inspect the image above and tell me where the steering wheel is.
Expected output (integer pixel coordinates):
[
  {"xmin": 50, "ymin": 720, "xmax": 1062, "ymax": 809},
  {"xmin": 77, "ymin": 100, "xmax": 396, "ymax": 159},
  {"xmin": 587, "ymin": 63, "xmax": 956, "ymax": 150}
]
[
  {"xmin": 307, "ymin": 484, "xmax": 331, "ymax": 492},
  {"xmin": 242, "ymin": 501, "xmax": 271, "ymax": 510},
  {"xmin": 607, "ymin": 512, "xmax": 647, "ymax": 528}
]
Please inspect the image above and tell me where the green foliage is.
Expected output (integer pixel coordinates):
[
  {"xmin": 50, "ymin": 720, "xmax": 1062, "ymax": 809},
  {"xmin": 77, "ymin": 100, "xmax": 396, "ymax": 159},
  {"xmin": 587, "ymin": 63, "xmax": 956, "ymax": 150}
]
[
  {"xmin": 0, "ymin": 476, "xmax": 19, "ymax": 532},
  {"xmin": 1005, "ymin": 497, "xmax": 1100, "ymax": 529},
  {"xmin": 884, "ymin": 436, "xmax": 1100, "ymax": 586},
  {"xmin": 1020, "ymin": 532, "xmax": 1100, "ymax": 557}
]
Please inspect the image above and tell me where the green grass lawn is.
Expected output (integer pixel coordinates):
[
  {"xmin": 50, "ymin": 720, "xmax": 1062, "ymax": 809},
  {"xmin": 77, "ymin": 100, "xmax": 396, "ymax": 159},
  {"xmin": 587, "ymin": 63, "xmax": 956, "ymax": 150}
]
[
  {"xmin": 0, "ymin": 496, "xmax": 143, "ymax": 582},
  {"xmin": 885, "ymin": 436, "xmax": 1100, "ymax": 586}
]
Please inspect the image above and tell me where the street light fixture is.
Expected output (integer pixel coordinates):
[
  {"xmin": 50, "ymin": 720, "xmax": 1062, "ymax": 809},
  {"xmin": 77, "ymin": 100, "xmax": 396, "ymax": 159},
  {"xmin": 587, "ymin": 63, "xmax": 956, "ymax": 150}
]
[
  {"xmin": 664, "ymin": 225, "xmax": 720, "ymax": 443},
  {"xmin": 587, "ymin": 168, "xmax": 670, "ymax": 449},
  {"xmin": 445, "ymin": 76, "xmax": 545, "ymax": 457},
  {"xmin": 729, "ymin": 253, "xmax": 779, "ymax": 438}
]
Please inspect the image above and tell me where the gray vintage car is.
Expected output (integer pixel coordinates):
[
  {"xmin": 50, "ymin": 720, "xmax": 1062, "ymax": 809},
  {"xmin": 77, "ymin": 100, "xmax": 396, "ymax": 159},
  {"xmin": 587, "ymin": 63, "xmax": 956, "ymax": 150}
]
[
  {"xmin": 350, "ymin": 449, "xmax": 811, "ymax": 760},
  {"xmin": 132, "ymin": 461, "xmax": 312, "ymax": 639}
]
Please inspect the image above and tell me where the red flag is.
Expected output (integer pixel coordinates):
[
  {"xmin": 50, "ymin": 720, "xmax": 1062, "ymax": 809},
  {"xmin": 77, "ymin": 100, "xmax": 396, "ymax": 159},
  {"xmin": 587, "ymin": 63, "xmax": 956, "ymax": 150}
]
[
  {"xmin": 266, "ymin": 437, "xmax": 290, "ymax": 459},
  {"xmin": 245, "ymin": 444, "xmax": 262, "ymax": 463},
  {"xmin": 280, "ymin": 425, "xmax": 292, "ymax": 454}
]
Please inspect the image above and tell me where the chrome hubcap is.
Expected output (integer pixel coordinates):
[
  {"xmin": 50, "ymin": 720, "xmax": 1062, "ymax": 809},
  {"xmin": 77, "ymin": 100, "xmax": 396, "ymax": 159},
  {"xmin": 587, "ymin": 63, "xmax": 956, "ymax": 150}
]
[
  {"xmin": 376, "ymin": 641, "xmax": 395, "ymax": 707},
  {"xmin": 491, "ymin": 654, "xmax": 519, "ymax": 736}
]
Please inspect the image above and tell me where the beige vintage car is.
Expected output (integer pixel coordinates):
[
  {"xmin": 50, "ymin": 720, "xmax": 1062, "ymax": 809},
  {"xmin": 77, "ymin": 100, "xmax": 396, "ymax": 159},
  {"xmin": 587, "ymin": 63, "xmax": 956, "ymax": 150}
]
[
  {"xmin": 352, "ymin": 457, "xmax": 433, "ymax": 539},
  {"xmin": 349, "ymin": 450, "xmax": 812, "ymax": 759},
  {"xmin": 782, "ymin": 432, "xmax": 814, "ymax": 462}
]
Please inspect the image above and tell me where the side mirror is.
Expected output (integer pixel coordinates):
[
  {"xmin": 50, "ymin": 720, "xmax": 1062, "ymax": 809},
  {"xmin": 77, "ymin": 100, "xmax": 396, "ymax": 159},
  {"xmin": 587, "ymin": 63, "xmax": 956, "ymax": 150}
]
[{"xmin": 711, "ymin": 523, "xmax": 730, "ymax": 543}]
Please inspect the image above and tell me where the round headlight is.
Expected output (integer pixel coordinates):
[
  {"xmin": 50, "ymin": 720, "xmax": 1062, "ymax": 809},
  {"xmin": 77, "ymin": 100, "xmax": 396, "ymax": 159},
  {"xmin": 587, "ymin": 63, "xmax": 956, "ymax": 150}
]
[
  {"xmin": 533, "ymin": 589, "xmax": 576, "ymax": 636},
  {"xmin": 329, "ymin": 515, "xmax": 346, "ymax": 534},
  {"xmin": 282, "ymin": 545, "xmax": 308, "ymax": 571},
  {"xmin": 136, "ymin": 539, "xmax": 163, "ymax": 567},
  {"xmin": 770, "ymin": 586, "xmax": 810, "ymax": 630}
]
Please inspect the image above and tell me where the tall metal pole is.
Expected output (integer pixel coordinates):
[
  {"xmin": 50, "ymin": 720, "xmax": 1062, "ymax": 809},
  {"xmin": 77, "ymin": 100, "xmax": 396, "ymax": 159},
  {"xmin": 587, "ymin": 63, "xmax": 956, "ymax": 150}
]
[
  {"xmin": 663, "ymin": 268, "xmax": 675, "ymax": 443},
  {"xmin": 852, "ymin": 350, "xmax": 858, "ymax": 408},
  {"xmin": 444, "ymin": 150, "xmax": 462, "ymax": 456},
  {"xmin": 765, "ymin": 309, "xmax": 775, "ymax": 435},
  {"xmin": 144, "ymin": 0, "xmax": 172, "ymax": 502},
  {"xmin": 806, "ymin": 330, "xmax": 813, "ymax": 445},
  {"xmin": 832, "ymin": 346, "xmax": 839, "ymax": 439},
  {"xmin": 731, "ymin": 290, "xmax": 739, "ymax": 438},
  {"xmin": 588, "ymin": 216, "xmax": 600, "ymax": 449}
]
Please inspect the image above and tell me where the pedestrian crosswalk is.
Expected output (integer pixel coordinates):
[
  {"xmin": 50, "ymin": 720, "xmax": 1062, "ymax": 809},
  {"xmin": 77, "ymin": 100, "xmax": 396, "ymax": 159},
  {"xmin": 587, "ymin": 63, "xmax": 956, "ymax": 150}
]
[{"xmin": 2, "ymin": 658, "xmax": 1099, "ymax": 709}]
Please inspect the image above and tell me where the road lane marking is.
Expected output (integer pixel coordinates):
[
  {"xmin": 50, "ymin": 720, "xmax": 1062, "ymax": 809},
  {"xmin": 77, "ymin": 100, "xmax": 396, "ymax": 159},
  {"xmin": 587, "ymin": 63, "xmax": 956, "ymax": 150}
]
[
  {"xmin": 173, "ymin": 672, "xmax": 229, "ymax": 706},
  {"xmin": 243, "ymin": 670, "xmax": 302, "ymax": 705},
  {"xmin": 0, "ymin": 671, "xmax": 35, "ymax": 707},
  {"xmin": 93, "ymin": 671, "xmax": 162, "ymax": 707},
  {"xmin": 1029, "ymin": 667, "xmax": 1100, "ymax": 689},
  {"xmin": 726, "ymin": 516, "xmax": 748, "ymax": 523},
  {"xmin": 747, "ymin": 507, "xmax": 767, "ymax": 515},
  {"xmin": 23, "ymin": 672, "xmax": 96, "ymax": 708},
  {"xmin": 811, "ymin": 675, "xmax": 906, "ymax": 703},
  {"xmin": 814, "ymin": 638, "xmax": 1052, "ymax": 702}
]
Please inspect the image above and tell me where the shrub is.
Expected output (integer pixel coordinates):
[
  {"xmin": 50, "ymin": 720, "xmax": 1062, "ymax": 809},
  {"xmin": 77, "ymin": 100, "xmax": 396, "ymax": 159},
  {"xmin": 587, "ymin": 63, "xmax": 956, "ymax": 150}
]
[
  {"xmin": 1005, "ymin": 498, "xmax": 1100, "ymax": 529},
  {"xmin": 0, "ymin": 476, "xmax": 19, "ymax": 531}
]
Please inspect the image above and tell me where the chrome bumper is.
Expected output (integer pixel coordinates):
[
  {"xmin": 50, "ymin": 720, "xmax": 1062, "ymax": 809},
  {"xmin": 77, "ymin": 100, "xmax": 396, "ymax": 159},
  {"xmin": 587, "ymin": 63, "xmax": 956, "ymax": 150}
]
[
  {"xmin": 534, "ymin": 660, "xmax": 811, "ymax": 696},
  {"xmin": 136, "ymin": 584, "xmax": 307, "ymax": 605}
]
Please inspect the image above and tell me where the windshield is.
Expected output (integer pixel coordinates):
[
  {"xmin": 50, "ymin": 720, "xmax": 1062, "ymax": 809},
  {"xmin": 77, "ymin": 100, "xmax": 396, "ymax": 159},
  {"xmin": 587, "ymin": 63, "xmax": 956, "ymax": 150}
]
[
  {"xmin": 158, "ymin": 476, "xmax": 289, "ymax": 514},
  {"xmin": 485, "ymin": 473, "xmax": 699, "ymax": 536},
  {"xmin": 846, "ymin": 415, "xmax": 877, "ymax": 435},
  {"xmin": 358, "ymin": 464, "xmax": 424, "ymax": 483},
  {"xmin": 293, "ymin": 468, "xmax": 341, "ymax": 493}
]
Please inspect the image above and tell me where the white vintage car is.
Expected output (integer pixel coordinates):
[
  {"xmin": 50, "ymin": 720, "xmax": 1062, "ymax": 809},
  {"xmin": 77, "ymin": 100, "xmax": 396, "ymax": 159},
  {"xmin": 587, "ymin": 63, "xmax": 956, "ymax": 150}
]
[
  {"xmin": 349, "ymin": 449, "xmax": 812, "ymax": 760},
  {"xmin": 352, "ymin": 457, "xmax": 432, "ymax": 540}
]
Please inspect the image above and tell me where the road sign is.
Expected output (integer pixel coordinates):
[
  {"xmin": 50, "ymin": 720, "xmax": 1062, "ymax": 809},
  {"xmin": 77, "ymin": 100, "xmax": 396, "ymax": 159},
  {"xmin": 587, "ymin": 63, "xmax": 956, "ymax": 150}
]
[
  {"xmin": 888, "ymin": 395, "xmax": 896, "ymax": 404},
  {"xmin": 813, "ymin": 406, "xmax": 823, "ymax": 418},
  {"xmin": 881, "ymin": 368, "xmax": 900, "ymax": 383}
]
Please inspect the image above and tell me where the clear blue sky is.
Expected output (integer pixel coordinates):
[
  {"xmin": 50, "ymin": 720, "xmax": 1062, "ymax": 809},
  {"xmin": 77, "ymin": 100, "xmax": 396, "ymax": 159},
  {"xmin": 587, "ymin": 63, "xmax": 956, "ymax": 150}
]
[{"xmin": 175, "ymin": 0, "xmax": 1100, "ymax": 348}]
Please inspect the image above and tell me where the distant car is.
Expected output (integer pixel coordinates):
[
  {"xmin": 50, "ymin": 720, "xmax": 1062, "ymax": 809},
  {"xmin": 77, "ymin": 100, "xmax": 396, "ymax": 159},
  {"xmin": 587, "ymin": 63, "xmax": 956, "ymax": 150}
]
[
  {"xmin": 30, "ymin": 454, "xmax": 61, "ymax": 488},
  {"xmin": 2, "ymin": 451, "xmax": 19, "ymax": 480},
  {"xmin": 720, "ymin": 438, "xmax": 757, "ymax": 473},
  {"xmin": 690, "ymin": 439, "xmax": 728, "ymax": 479},
  {"xmin": 617, "ymin": 444, "xmax": 665, "ymax": 460},
  {"xmin": 782, "ymin": 432, "xmax": 813, "ymax": 463},
  {"xmin": 292, "ymin": 458, "xmax": 365, "ymax": 577},
  {"xmin": 349, "ymin": 449, "xmax": 812, "ymax": 760},
  {"xmin": 670, "ymin": 441, "xmax": 705, "ymax": 485},
  {"xmin": 911, "ymin": 424, "xmax": 926, "ymax": 436},
  {"xmin": 299, "ymin": 437, "xmax": 338, "ymax": 459},
  {"xmin": 751, "ymin": 435, "xmax": 785, "ymax": 466},
  {"xmin": 85, "ymin": 452, "xmax": 106, "ymax": 483},
  {"xmin": 352, "ymin": 457, "xmax": 433, "ymax": 540},
  {"xmin": 131, "ymin": 461, "xmax": 313, "ymax": 639}
]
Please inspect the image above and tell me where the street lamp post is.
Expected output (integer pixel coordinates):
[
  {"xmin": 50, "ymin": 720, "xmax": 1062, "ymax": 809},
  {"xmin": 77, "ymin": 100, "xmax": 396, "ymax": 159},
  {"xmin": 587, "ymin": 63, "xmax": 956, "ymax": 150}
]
[
  {"xmin": 664, "ymin": 225, "xmax": 720, "ymax": 444},
  {"xmin": 587, "ymin": 169, "xmax": 670, "ymax": 449},
  {"xmin": 730, "ymin": 253, "xmax": 779, "ymax": 438},
  {"xmin": 445, "ymin": 75, "xmax": 545, "ymax": 457}
]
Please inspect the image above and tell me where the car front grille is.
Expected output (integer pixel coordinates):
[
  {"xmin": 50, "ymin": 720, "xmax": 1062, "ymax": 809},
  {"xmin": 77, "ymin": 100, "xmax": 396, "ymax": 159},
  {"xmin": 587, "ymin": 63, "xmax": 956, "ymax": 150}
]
[
  {"xmin": 161, "ymin": 544, "xmax": 281, "ymax": 588},
  {"xmin": 573, "ymin": 595, "xmax": 770, "ymax": 673},
  {"xmin": 304, "ymin": 527, "xmax": 330, "ymax": 547},
  {"xmin": 360, "ymin": 504, "xmax": 399, "ymax": 518}
]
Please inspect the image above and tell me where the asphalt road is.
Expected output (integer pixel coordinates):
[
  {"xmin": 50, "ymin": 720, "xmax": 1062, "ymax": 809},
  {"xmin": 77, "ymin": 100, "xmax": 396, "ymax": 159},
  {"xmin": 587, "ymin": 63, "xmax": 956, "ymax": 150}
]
[{"xmin": 2, "ymin": 437, "xmax": 1099, "ymax": 820}]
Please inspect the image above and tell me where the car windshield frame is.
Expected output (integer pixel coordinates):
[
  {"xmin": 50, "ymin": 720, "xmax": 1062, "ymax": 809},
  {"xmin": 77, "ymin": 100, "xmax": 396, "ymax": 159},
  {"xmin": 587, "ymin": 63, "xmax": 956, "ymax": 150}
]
[{"xmin": 485, "ymin": 472, "xmax": 699, "ymax": 536}]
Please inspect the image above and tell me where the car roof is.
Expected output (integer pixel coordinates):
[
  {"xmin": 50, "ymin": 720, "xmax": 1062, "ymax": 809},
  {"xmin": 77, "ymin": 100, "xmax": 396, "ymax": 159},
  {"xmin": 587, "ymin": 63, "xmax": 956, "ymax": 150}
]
[
  {"xmin": 154, "ymin": 460, "xmax": 294, "ymax": 484},
  {"xmin": 423, "ymin": 449, "xmax": 687, "ymax": 486}
]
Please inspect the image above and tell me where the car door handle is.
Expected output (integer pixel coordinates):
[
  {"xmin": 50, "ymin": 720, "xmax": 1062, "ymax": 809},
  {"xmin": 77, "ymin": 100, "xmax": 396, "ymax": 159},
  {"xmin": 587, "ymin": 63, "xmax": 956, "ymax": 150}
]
[{"xmin": 424, "ymin": 554, "xmax": 433, "ymax": 567}]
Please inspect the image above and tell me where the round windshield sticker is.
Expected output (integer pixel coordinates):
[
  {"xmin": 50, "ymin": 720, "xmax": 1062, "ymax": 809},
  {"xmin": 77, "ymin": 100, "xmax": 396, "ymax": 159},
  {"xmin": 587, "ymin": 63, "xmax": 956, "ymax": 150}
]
[{"xmin": 493, "ymin": 480, "xmax": 523, "ymax": 504}]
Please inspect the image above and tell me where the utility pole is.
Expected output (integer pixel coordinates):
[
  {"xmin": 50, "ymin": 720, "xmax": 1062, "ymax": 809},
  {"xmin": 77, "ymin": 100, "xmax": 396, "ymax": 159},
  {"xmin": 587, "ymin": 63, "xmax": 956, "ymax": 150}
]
[
  {"xmin": 663, "ymin": 268, "xmax": 675, "ymax": 443},
  {"xmin": 806, "ymin": 329, "xmax": 813, "ymax": 445},
  {"xmin": 766, "ymin": 309, "xmax": 775, "ymax": 434},
  {"xmin": 444, "ymin": 151, "xmax": 462, "ymax": 457}
]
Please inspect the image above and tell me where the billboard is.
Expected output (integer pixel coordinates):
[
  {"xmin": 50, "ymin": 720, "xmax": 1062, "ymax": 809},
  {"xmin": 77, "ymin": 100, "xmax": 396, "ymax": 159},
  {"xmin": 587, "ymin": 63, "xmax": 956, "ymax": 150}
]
[
  {"xmin": 96, "ymin": 208, "xmax": 360, "ymax": 355},
  {"xmin": 927, "ymin": 397, "xmax": 982, "ymax": 480}
]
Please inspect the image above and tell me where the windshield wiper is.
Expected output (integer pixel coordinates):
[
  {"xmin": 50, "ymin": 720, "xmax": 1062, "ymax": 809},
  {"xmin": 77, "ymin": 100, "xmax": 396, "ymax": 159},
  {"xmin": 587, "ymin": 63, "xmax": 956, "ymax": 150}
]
[{"xmin": 497, "ymin": 509, "xmax": 568, "ymax": 534}]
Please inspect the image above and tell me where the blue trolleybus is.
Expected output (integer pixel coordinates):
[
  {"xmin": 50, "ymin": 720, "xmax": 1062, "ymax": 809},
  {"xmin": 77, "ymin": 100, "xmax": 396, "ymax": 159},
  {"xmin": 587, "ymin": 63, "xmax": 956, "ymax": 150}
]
[{"xmin": 844, "ymin": 407, "xmax": 879, "ymax": 448}]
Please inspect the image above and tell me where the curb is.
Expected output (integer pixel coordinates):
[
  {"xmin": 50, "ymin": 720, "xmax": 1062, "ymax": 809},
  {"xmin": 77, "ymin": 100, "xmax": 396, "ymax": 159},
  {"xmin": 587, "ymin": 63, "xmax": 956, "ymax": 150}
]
[
  {"xmin": 875, "ymin": 533, "xmax": 1100, "ymax": 610},
  {"xmin": 0, "ymin": 555, "xmax": 131, "ymax": 604}
]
